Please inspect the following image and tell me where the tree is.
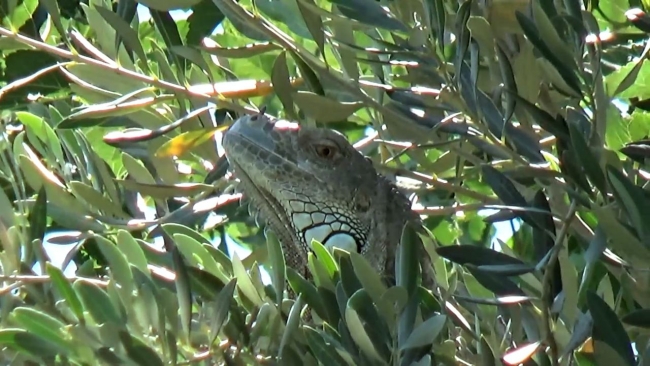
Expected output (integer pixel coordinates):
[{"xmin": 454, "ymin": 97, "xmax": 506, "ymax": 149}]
[{"xmin": 0, "ymin": 0, "xmax": 649, "ymax": 364}]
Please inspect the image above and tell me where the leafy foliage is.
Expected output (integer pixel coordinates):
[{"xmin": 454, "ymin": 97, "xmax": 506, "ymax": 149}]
[{"xmin": 2, "ymin": 0, "xmax": 650, "ymax": 365}]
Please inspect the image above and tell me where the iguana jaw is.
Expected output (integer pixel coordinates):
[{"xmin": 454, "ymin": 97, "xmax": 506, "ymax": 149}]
[{"xmin": 226, "ymin": 157, "xmax": 309, "ymax": 271}]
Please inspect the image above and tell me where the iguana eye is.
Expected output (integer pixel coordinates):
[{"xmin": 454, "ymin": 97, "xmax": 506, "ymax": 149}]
[{"xmin": 314, "ymin": 143, "xmax": 338, "ymax": 159}]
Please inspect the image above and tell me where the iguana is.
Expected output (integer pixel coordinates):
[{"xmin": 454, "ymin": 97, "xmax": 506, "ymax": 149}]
[{"xmin": 222, "ymin": 111, "xmax": 432, "ymax": 289}]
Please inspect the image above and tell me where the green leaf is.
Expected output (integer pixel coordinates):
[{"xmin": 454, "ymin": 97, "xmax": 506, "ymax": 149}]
[
  {"xmin": 296, "ymin": 0, "xmax": 326, "ymax": 59},
  {"xmin": 606, "ymin": 166, "xmax": 650, "ymax": 244},
  {"xmin": 508, "ymin": 92, "xmax": 570, "ymax": 143},
  {"xmin": 136, "ymin": 0, "xmax": 202, "ymax": 11},
  {"xmin": 15, "ymin": 111, "xmax": 64, "ymax": 164},
  {"xmin": 495, "ymin": 44, "xmax": 516, "ymax": 125},
  {"xmin": 118, "ymin": 330, "xmax": 165, "ymax": 366},
  {"xmin": 69, "ymin": 181, "xmax": 129, "ymax": 219},
  {"xmin": 437, "ymin": 244, "xmax": 524, "ymax": 266},
  {"xmin": 28, "ymin": 186, "xmax": 47, "ymax": 242},
  {"xmin": 266, "ymin": 230, "xmax": 286, "ymax": 305},
  {"xmin": 256, "ymin": 0, "xmax": 313, "ymax": 40},
  {"xmin": 530, "ymin": 0, "xmax": 575, "ymax": 70},
  {"xmin": 330, "ymin": 0, "xmax": 408, "ymax": 32},
  {"xmin": 0, "ymin": 328, "xmax": 62, "ymax": 358},
  {"xmin": 186, "ymin": 0, "xmax": 225, "ymax": 46},
  {"xmin": 293, "ymin": 91, "xmax": 363, "ymax": 123},
  {"xmin": 476, "ymin": 89, "xmax": 505, "ymax": 138},
  {"xmin": 396, "ymin": 223, "xmax": 422, "ymax": 355},
  {"xmin": 308, "ymin": 249, "xmax": 337, "ymax": 292},
  {"xmin": 115, "ymin": 230, "xmax": 150, "ymax": 277},
  {"xmin": 400, "ymin": 314, "xmax": 447, "ymax": 350},
  {"xmin": 10, "ymin": 307, "xmax": 71, "ymax": 353},
  {"xmin": 515, "ymin": 11, "xmax": 582, "ymax": 96},
  {"xmin": 317, "ymin": 286, "xmax": 343, "ymax": 326},
  {"xmin": 271, "ymin": 51, "xmax": 297, "ymax": 120},
  {"xmin": 17, "ymin": 153, "xmax": 87, "ymax": 215},
  {"xmin": 481, "ymin": 165, "xmax": 538, "ymax": 229},
  {"xmin": 170, "ymin": 45, "xmax": 212, "ymax": 75},
  {"xmin": 3, "ymin": 0, "xmax": 38, "ymax": 30},
  {"xmin": 467, "ymin": 16, "xmax": 496, "ymax": 61},
  {"xmin": 397, "ymin": 223, "xmax": 421, "ymax": 296},
  {"xmin": 279, "ymin": 293, "xmax": 304, "ymax": 359},
  {"xmin": 568, "ymin": 120, "xmax": 607, "ymax": 194},
  {"xmin": 466, "ymin": 266, "xmax": 527, "ymax": 297},
  {"xmin": 171, "ymin": 247, "xmax": 193, "ymax": 341},
  {"xmin": 587, "ymin": 292, "xmax": 636, "ymax": 366},
  {"xmin": 231, "ymin": 253, "xmax": 264, "ymax": 306},
  {"xmin": 95, "ymin": 235, "xmax": 135, "ymax": 297},
  {"xmin": 211, "ymin": 0, "xmax": 271, "ymax": 41},
  {"xmin": 606, "ymin": 55, "xmax": 650, "ymax": 100},
  {"xmin": 378, "ymin": 286, "xmax": 408, "ymax": 322},
  {"xmin": 173, "ymin": 233, "xmax": 224, "ymax": 280},
  {"xmin": 122, "ymin": 152, "xmax": 156, "ymax": 184},
  {"xmin": 592, "ymin": 206, "xmax": 650, "ymax": 262},
  {"xmin": 621, "ymin": 309, "xmax": 650, "ymax": 329},
  {"xmin": 208, "ymin": 278, "xmax": 237, "ymax": 345},
  {"xmin": 74, "ymin": 280, "xmax": 124, "ymax": 325},
  {"xmin": 344, "ymin": 306, "xmax": 384, "ymax": 364},
  {"xmin": 309, "ymin": 238, "xmax": 339, "ymax": 277},
  {"xmin": 304, "ymin": 327, "xmax": 352, "ymax": 366},
  {"xmin": 349, "ymin": 251, "xmax": 387, "ymax": 303},
  {"xmin": 0, "ymin": 183, "xmax": 16, "ymax": 229},
  {"xmin": 46, "ymin": 263, "xmax": 85, "ymax": 323},
  {"xmin": 610, "ymin": 41, "xmax": 650, "ymax": 97},
  {"xmin": 593, "ymin": 340, "xmax": 633, "ymax": 366},
  {"xmin": 39, "ymin": 0, "xmax": 67, "ymax": 39},
  {"xmin": 347, "ymin": 289, "xmax": 390, "ymax": 359},
  {"xmin": 286, "ymin": 267, "xmax": 329, "ymax": 320},
  {"xmin": 95, "ymin": 5, "xmax": 149, "ymax": 70},
  {"xmin": 337, "ymin": 251, "xmax": 362, "ymax": 296}
]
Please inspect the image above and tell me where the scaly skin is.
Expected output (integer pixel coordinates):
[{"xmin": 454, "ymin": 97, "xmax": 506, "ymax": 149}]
[{"xmin": 222, "ymin": 112, "xmax": 426, "ymax": 286}]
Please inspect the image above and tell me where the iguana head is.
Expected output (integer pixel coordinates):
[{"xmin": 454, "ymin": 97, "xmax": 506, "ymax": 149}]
[{"xmin": 222, "ymin": 112, "xmax": 413, "ymax": 278}]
